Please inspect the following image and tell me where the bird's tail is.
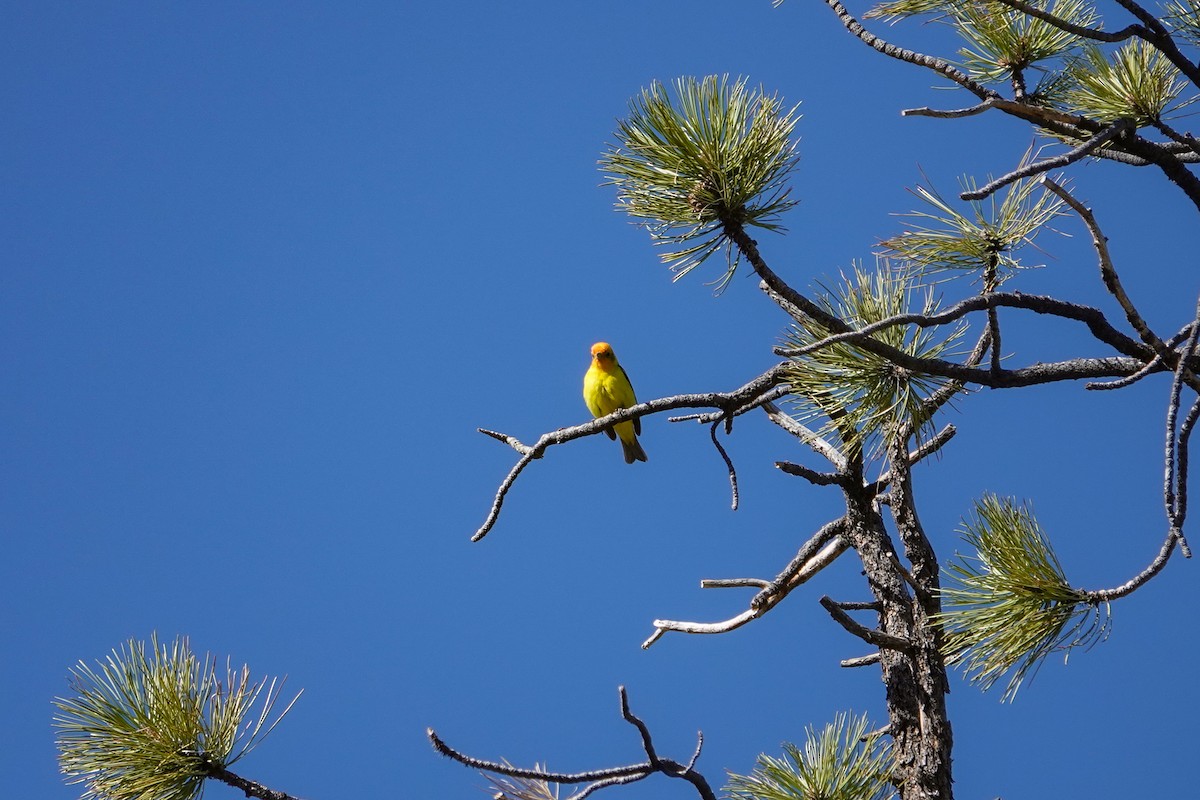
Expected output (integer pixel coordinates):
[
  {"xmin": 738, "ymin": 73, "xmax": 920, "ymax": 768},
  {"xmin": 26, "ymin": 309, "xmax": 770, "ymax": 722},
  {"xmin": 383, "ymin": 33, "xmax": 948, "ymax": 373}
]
[{"xmin": 621, "ymin": 435, "xmax": 648, "ymax": 464}]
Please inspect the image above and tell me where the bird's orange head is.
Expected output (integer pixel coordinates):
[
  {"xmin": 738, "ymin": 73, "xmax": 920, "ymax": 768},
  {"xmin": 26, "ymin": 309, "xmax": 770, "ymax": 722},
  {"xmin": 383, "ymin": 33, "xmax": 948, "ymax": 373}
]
[{"xmin": 590, "ymin": 342, "xmax": 616, "ymax": 365}]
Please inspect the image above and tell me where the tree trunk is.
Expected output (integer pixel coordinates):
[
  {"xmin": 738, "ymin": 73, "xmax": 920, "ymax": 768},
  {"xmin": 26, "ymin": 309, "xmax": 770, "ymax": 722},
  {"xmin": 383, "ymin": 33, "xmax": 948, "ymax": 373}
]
[{"xmin": 842, "ymin": 464, "xmax": 954, "ymax": 800}]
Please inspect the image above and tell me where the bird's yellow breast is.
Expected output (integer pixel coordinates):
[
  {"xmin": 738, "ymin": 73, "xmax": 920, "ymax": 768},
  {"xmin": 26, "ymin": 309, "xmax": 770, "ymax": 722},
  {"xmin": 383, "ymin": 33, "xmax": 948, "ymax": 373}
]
[{"xmin": 584, "ymin": 363, "xmax": 635, "ymax": 418}]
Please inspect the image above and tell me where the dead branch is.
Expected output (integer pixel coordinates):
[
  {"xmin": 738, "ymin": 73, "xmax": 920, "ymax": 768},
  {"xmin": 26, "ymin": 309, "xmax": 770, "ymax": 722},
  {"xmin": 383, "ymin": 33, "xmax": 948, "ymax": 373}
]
[
  {"xmin": 643, "ymin": 518, "xmax": 849, "ymax": 648},
  {"xmin": 472, "ymin": 365, "xmax": 787, "ymax": 541},
  {"xmin": 819, "ymin": 596, "xmax": 914, "ymax": 653},
  {"xmin": 961, "ymin": 119, "xmax": 1134, "ymax": 201},
  {"xmin": 427, "ymin": 688, "xmax": 717, "ymax": 800}
]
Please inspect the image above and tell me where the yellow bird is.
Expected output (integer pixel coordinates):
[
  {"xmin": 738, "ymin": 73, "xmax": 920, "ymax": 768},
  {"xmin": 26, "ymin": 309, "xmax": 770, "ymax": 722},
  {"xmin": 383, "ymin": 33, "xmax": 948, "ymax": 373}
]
[{"xmin": 583, "ymin": 341, "xmax": 648, "ymax": 464}]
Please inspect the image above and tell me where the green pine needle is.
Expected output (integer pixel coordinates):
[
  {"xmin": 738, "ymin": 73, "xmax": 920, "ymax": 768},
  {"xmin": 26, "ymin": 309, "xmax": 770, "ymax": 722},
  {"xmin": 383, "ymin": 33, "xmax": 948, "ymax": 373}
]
[
  {"xmin": 1063, "ymin": 40, "xmax": 1191, "ymax": 126},
  {"xmin": 54, "ymin": 634, "xmax": 300, "ymax": 800},
  {"xmin": 954, "ymin": 0, "xmax": 1097, "ymax": 84},
  {"xmin": 600, "ymin": 75, "xmax": 800, "ymax": 290},
  {"xmin": 783, "ymin": 261, "xmax": 965, "ymax": 458},
  {"xmin": 879, "ymin": 162, "xmax": 1065, "ymax": 287},
  {"xmin": 1164, "ymin": 0, "xmax": 1200, "ymax": 48},
  {"xmin": 939, "ymin": 495, "xmax": 1111, "ymax": 702},
  {"xmin": 726, "ymin": 712, "xmax": 894, "ymax": 800}
]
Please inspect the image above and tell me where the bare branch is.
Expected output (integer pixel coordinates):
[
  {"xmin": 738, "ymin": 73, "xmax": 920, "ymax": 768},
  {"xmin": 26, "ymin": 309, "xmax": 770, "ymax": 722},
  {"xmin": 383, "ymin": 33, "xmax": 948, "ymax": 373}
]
[
  {"xmin": 669, "ymin": 384, "xmax": 792, "ymax": 424},
  {"xmin": 701, "ymin": 577, "xmax": 773, "ymax": 590},
  {"xmin": 709, "ymin": 420, "xmax": 739, "ymax": 511},
  {"xmin": 777, "ymin": 290, "xmax": 1150, "ymax": 364},
  {"xmin": 644, "ymin": 519, "xmax": 849, "ymax": 647},
  {"xmin": 428, "ymin": 729, "xmax": 648, "ymax": 784},
  {"xmin": 908, "ymin": 423, "xmax": 957, "ymax": 465},
  {"xmin": 566, "ymin": 772, "xmax": 651, "ymax": 800},
  {"xmin": 903, "ymin": 99, "xmax": 1000, "ymax": 119},
  {"xmin": 831, "ymin": 600, "xmax": 883, "ymax": 611},
  {"xmin": 685, "ymin": 733, "xmax": 704, "ymax": 772},
  {"xmin": 478, "ymin": 427, "xmax": 542, "ymax": 456},
  {"xmin": 776, "ymin": 460, "xmax": 845, "ymax": 486},
  {"xmin": 473, "ymin": 365, "xmax": 788, "ymax": 540},
  {"xmin": 618, "ymin": 688, "xmax": 718, "ymax": 800},
  {"xmin": 753, "ymin": 525, "xmax": 850, "ymax": 602},
  {"xmin": 821, "ymin": 0, "xmax": 997, "ymax": 100},
  {"xmin": 1084, "ymin": 528, "xmax": 1188, "ymax": 602},
  {"xmin": 994, "ymin": 0, "xmax": 1148, "ymax": 43},
  {"xmin": 961, "ymin": 120, "xmax": 1134, "ymax": 201},
  {"xmin": 1164, "ymin": 295, "xmax": 1200, "ymax": 527},
  {"xmin": 1042, "ymin": 178, "xmax": 1165, "ymax": 353},
  {"xmin": 1173, "ymin": 396, "xmax": 1200, "ymax": 552},
  {"xmin": 1087, "ymin": 352, "xmax": 1167, "ymax": 390},
  {"xmin": 920, "ymin": 327, "xmax": 991, "ymax": 419},
  {"xmin": 205, "ymin": 765, "xmax": 306, "ymax": 800},
  {"xmin": 619, "ymin": 687, "xmax": 658, "ymax": 763},
  {"xmin": 819, "ymin": 596, "xmax": 914, "ymax": 653},
  {"xmin": 473, "ymin": 446, "xmax": 549, "ymax": 542},
  {"xmin": 762, "ymin": 400, "xmax": 846, "ymax": 468},
  {"xmin": 841, "ymin": 653, "xmax": 882, "ymax": 668},
  {"xmin": 430, "ymin": 689, "xmax": 717, "ymax": 800},
  {"xmin": 1152, "ymin": 119, "xmax": 1200, "ymax": 156}
]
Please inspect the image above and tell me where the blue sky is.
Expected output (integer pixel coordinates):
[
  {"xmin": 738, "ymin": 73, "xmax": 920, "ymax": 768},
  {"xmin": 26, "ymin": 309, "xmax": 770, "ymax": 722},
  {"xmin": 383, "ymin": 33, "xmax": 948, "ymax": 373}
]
[{"xmin": 4, "ymin": 2, "xmax": 1197, "ymax": 798}]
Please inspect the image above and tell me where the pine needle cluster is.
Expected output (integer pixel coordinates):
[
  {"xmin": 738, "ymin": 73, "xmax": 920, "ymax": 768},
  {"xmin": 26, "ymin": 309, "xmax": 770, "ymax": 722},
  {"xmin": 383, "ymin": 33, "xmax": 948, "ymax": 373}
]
[
  {"xmin": 954, "ymin": 0, "xmax": 1097, "ymax": 84},
  {"xmin": 726, "ymin": 712, "xmax": 894, "ymax": 800},
  {"xmin": 1064, "ymin": 40, "xmax": 1191, "ymax": 125},
  {"xmin": 53, "ymin": 635, "xmax": 299, "ymax": 800},
  {"xmin": 939, "ymin": 495, "xmax": 1111, "ymax": 701},
  {"xmin": 783, "ymin": 262, "xmax": 964, "ymax": 458},
  {"xmin": 1164, "ymin": 0, "xmax": 1200, "ymax": 48},
  {"xmin": 879, "ymin": 166, "xmax": 1065, "ymax": 288},
  {"xmin": 600, "ymin": 75, "xmax": 801, "ymax": 289}
]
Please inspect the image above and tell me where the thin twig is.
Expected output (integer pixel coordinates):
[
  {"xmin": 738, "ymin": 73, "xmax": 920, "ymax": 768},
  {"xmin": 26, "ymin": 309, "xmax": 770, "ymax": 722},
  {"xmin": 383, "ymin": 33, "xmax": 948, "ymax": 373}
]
[
  {"xmin": 685, "ymin": 733, "xmax": 704, "ymax": 772},
  {"xmin": 430, "ymin": 729, "xmax": 647, "ymax": 782},
  {"xmin": 619, "ymin": 687, "xmax": 658, "ymax": 763},
  {"xmin": 701, "ymin": 578, "xmax": 773, "ymax": 589},
  {"xmin": 429, "ymin": 688, "xmax": 719, "ymax": 800},
  {"xmin": 819, "ymin": 596, "xmax": 914, "ymax": 653},
  {"xmin": 962, "ymin": 120, "xmax": 1134, "ymax": 201},
  {"xmin": 669, "ymin": 384, "xmax": 792, "ymax": 424},
  {"xmin": 840, "ymin": 653, "xmax": 882, "ymax": 668},
  {"xmin": 1086, "ymin": 351, "xmax": 1166, "ymax": 390},
  {"xmin": 994, "ymin": 0, "xmax": 1147, "ymax": 43},
  {"xmin": 903, "ymin": 99, "xmax": 999, "ymax": 118},
  {"xmin": 619, "ymin": 688, "xmax": 718, "ymax": 800},
  {"xmin": 761, "ymin": 400, "xmax": 846, "ymax": 468},
  {"xmin": 644, "ymin": 519, "xmax": 848, "ymax": 647},
  {"xmin": 1083, "ymin": 528, "xmax": 1187, "ymax": 602},
  {"xmin": 776, "ymin": 460, "xmax": 845, "ymax": 486},
  {"xmin": 832, "ymin": 600, "xmax": 883, "ymax": 611},
  {"xmin": 1164, "ymin": 295, "xmax": 1200, "ymax": 525},
  {"xmin": 1042, "ymin": 177, "xmax": 1164, "ymax": 354},
  {"xmin": 1173, "ymin": 395, "xmax": 1200, "ymax": 548},
  {"xmin": 567, "ymin": 772, "xmax": 651, "ymax": 800},
  {"xmin": 710, "ymin": 420, "xmax": 739, "ymax": 511},
  {"xmin": 920, "ymin": 328, "xmax": 991, "ymax": 419},
  {"xmin": 1153, "ymin": 119, "xmax": 1200, "ymax": 156}
]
